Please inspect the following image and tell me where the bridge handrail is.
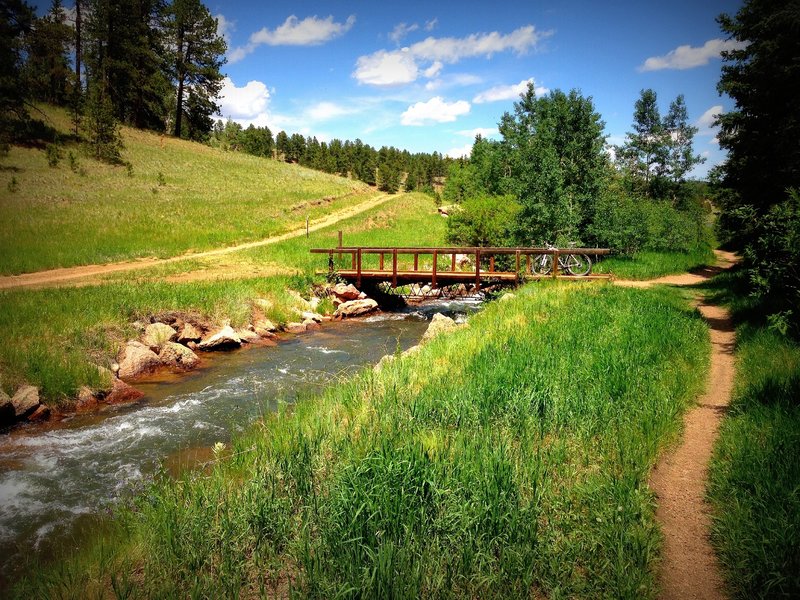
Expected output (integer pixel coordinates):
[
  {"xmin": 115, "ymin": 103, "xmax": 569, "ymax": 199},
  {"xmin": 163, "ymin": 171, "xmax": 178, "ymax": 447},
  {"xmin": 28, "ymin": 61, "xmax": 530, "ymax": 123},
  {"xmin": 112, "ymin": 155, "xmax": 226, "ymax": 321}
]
[{"xmin": 310, "ymin": 246, "xmax": 611, "ymax": 255}]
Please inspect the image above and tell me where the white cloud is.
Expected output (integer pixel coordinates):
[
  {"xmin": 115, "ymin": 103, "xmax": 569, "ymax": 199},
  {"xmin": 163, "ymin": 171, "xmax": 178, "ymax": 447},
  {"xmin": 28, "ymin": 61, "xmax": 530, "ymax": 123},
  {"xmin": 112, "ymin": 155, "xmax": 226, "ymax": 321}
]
[
  {"xmin": 457, "ymin": 127, "xmax": 498, "ymax": 138},
  {"xmin": 219, "ymin": 77, "xmax": 270, "ymax": 119},
  {"xmin": 229, "ymin": 14, "xmax": 355, "ymax": 63},
  {"xmin": 354, "ymin": 49, "xmax": 419, "ymax": 86},
  {"xmin": 697, "ymin": 105, "xmax": 723, "ymax": 132},
  {"xmin": 306, "ymin": 101, "xmax": 353, "ymax": 121},
  {"xmin": 354, "ymin": 25, "xmax": 550, "ymax": 86},
  {"xmin": 214, "ymin": 13, "xmax": 235, "ymax": 43},
  {"xmin": 639, "ymin": 38, "xmax": 748, "ymax": 71},
  {"xmin": 401, "ymin": 97, "xmax": 470, "ymax": 126},
  {"xmin": 423, "ymin": 61, "xmax": 443, "ymax": 78},
  {"xmin": 473, "ymin": 78, "xmax": 548, "ymax": 103},
  {"xmin": 425, "ymin": 72, "xmax": 482, "ymax": 91},
  {"xmin": 389, "ymin": 22, "xmax": 419, "ymax": 44},
  {"xmin": 425, "ymin": 18, "xmax": 438, "ymax": 32},
  {"xmin": 446, "ymin": 143, "xmax": 473, "ymax": 159}
]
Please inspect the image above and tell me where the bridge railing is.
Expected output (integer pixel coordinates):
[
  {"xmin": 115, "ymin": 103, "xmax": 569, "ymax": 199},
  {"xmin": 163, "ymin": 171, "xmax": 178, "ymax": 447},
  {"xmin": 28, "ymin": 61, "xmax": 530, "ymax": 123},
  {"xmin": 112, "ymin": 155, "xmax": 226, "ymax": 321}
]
[{"xmin": 310, "ymin": 246, "xmax": 611, "ymax": 289}]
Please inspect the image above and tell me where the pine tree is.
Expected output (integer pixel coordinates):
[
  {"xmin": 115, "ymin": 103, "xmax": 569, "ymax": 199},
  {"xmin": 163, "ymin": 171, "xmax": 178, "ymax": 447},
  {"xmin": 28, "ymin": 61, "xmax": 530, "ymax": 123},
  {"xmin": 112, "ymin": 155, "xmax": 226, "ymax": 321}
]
[
  {"xmin": 23, "ymin": 0, "xmax": 73, "ymax": 105},
  {"xmin": 165, "ymin": 0, "xmax": 226, "ymax": 139},
  {"xmin": 1, "ymin": 0, "xmax": 35, "ymax": 153},
  {"xmin": 84, "ymin": 81, "xmax": 123, "ymax": 162}
]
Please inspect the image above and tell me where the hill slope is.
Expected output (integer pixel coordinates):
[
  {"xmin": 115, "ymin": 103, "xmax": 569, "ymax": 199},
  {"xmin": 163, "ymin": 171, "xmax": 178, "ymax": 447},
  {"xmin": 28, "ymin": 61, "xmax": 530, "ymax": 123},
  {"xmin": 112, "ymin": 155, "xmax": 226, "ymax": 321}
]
[{"xmin": 0, "ymin": 107, "xmax": 372, "ymax": 275}]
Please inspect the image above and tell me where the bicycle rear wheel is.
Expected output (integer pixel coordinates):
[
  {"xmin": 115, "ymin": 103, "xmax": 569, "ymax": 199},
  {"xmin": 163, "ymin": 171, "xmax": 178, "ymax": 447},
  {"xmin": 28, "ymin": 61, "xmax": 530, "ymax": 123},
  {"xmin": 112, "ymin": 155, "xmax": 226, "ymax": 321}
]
[{"xmin": 566, "ymin": 254, "xmax": 592, "ymax": 276}]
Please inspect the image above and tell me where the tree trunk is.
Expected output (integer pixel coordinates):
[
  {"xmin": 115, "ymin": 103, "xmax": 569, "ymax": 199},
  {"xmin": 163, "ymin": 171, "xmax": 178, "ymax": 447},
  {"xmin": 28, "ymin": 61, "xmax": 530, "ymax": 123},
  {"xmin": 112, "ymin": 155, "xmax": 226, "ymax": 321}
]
[{"xmin": 173, "ymin": 25, "xmax": 185, "ymax": 137}]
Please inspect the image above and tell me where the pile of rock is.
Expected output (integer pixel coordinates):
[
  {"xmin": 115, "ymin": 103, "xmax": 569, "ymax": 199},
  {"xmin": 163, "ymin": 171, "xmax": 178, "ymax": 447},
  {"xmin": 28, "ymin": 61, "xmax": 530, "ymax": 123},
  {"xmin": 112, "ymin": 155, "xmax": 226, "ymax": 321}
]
[{"xmin": 328, "ymin": 283, "xmax": 379, "ymax": 319}]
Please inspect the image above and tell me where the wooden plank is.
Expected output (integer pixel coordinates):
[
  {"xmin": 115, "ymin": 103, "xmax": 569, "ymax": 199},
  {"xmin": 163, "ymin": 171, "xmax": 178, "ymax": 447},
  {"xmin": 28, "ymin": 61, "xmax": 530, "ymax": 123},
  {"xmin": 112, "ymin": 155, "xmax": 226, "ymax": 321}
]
[
  {"xmin": 413, "ymin": 253, "xmax": 418, "ymax": 271},
  {"xmin": 392, "ymin": 248, "xmax": 398, "ymax": 288},
  {"xmin": 451, "ymin": 253, "xmax": 456, "ymax": 272},
  {"xmin": 515, "ymin": 250, "xmax": 520, "ymax": 284},
  {"xmin": 490, "ymin": 256, "xmax": 495, "ymax": 273},
  {"xmin": 432, "ymin": 250, "xmax": 438, "ymax": 288},
  {"xmin": 379, "ymin": 253, "xmax": 384, "ymax": 271},
  {"xmin": 357, "ymin": 248, "xmax": 362, "ymax": 288},
  {"xmin": 475, "ymin": 249, "xmax": 481, "ymax": 291}
]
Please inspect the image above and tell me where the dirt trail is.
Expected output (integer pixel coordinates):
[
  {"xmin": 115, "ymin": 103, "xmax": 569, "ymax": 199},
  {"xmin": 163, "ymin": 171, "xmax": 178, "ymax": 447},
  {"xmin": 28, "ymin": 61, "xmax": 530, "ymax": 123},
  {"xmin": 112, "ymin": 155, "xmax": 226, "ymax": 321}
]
[
  {"xmin": 0, "ymin": 193, "xmax": 393, "ymax": 291},
  {"xmin": 618, "ymin": 249, "xmax": 738, "ymax": 600}
]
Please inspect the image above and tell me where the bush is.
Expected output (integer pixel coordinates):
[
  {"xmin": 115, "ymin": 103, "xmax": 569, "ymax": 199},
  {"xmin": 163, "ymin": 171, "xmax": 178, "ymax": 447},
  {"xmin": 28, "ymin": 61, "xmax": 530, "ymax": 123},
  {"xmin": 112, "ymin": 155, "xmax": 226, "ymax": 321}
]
[
  {"xmin": 590, "ymin": 192, "xmax": 710, "ymax": 255},
  {"xmin": 445, "ymin": 194, "xmax": 521, "ymax": 247}
]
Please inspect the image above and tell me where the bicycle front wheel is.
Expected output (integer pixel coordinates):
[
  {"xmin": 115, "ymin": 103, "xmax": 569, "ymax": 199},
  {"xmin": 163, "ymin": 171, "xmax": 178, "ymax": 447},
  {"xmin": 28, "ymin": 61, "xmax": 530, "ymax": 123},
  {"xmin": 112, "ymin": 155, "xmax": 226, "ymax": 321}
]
[
  {"xmin": 532, "ymin": 254, "xmax": 553, "ymax": 275},
  {"xmin": 566, "ymin": 254, "xmax": 592, "ymax": 276}
]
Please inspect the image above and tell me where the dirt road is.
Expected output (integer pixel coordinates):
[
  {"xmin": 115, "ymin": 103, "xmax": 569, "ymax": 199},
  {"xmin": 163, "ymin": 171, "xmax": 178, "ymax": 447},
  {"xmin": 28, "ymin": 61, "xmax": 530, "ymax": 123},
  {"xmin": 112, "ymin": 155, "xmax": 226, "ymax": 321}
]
[{"xmin": 0, "ymin": 193, "xmax": 393, "ymax": 291}]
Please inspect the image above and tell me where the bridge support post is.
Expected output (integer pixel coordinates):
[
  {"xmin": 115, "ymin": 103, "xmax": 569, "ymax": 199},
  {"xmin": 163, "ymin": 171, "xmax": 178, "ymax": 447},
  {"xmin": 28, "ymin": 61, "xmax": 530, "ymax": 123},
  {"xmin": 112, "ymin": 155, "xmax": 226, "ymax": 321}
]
[
  {"xmin": 357, "ymin": 248, "xmax": 362, "ymax": 288},
  {"xmin": 475, "ymin": 248, "xmax": 481, "ymax": 291},
  {"xmin": 392, "ymin": 248, "xmax": 398, "ymax": 288},
  {"xmin": 432, "ymin": 250, "xmax": 438, "ymax": 288}
]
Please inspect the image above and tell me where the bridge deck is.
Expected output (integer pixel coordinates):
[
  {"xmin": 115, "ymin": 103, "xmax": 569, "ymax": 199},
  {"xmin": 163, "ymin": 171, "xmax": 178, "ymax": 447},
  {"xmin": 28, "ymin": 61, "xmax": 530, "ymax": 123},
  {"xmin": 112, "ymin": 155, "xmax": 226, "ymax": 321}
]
[{"xmin": 311, "ymin": 245, "xmax": 612, "ymax": 290}]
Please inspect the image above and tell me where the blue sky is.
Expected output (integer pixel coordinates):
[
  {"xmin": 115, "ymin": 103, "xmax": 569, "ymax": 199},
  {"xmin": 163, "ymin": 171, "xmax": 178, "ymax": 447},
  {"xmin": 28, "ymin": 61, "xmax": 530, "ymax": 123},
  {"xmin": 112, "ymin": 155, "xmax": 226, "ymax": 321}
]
[{"xmin": 174, "ymin": 2, "xmax": 747, "ymax": 176}]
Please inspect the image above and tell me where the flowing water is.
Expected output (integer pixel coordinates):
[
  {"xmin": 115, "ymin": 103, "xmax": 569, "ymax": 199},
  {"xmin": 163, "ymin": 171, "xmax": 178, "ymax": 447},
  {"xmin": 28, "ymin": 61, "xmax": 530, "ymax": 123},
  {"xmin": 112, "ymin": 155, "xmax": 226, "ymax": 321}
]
[{"xmin": 0, "ymin": 299, "xmax": 480, "ymax": 587}]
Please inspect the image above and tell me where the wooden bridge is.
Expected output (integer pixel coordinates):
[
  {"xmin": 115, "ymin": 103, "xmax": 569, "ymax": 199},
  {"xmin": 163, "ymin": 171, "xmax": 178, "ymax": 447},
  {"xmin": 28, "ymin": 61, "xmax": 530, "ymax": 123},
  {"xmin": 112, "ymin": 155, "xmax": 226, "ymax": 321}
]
[{"xmin": 310, "ymin": 245, "xmax": 611, "ymax": 291}]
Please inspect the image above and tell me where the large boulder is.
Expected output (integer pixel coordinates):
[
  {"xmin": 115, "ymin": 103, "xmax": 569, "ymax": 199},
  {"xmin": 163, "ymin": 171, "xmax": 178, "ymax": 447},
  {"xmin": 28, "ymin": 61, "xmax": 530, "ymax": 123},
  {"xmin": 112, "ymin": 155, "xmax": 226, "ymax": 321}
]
[
  {"xmin": 105, "ymin": 378, "xmax": 144, "ymax": 404},
  {"xmin": 177, "ymin": 322, "xmax": 203, "ymax": 344},
  {"xmin": 118, "ymin": 341, "xmax": 161, "ymax": 379},
  {"xmin": 300, "ymin": 311, "xmax": 324, "ymax": 323},
  {"xmin": 331, "ymin": 283, "xmax": 360, "ymax": 301},
  {"xmin": 0, "ymin": 389, "xmax": 15, "ymax": 427},
  {"xmin": 75, "ymin": 386, "xmax": 99, "ymax": 412},
  {"xmin": 334, "ymin": 298, "xmax": 379, "ymax": 319},
  {"xmin": 142, "ymin": 323, "xmax": 177, "ymax": 350},
  {"xmin": 11, "ymin": 385, "xmax": 40, "ymax": 418},
  {"xmin": 159, "ymin": 342, "xmax": 200, "ymax": 370},
  {"xmin": 198, "ymin": 325, "xmax": 241, "ymax": 351},
  {"xmin": 421, "ymin": 313, "xmax": 458, "ymax": 342}
]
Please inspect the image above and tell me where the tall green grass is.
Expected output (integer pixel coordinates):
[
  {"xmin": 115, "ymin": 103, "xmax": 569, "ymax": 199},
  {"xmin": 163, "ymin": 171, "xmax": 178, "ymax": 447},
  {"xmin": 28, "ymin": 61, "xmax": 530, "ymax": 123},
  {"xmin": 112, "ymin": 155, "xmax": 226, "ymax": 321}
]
[
  {"xmin": 593, "ymin": 246, "xmax": 716, "ymax": 280},
  {"xmin": 13, "ymin": 283, "xmax": 709, "ymax": 598},
  {"xmin": 0, "ymin": 106, "xmax": 371, "ymax": 275},
  {"xmin": 705, "ymin": 269, "xmax": 800, "ymax": 598}
]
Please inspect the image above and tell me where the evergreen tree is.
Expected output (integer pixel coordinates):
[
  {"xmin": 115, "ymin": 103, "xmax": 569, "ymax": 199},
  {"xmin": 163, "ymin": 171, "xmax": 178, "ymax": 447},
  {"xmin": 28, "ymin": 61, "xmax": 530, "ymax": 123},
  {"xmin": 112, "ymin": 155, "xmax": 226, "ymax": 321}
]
[
  {"xmin": 1, "ymin": 0, "xmax": 35, "ymax": 153},
  {"xmin": 84, "ymin": 80, "xmax": 123, "ymax": 162},
  {"xmin": 165, "ymin": 0, "xmax": 226, "ymax": 139},
  {"xmin": 716, "ymin": 0, "xmax": 800, "ymax": 215},
  {"xmin": 23, "ymin": 0, "xmax": 73, "ymax": 105},
  {"xmin": 663, "ymin": 94, "xmax": 704, "ymax": 187}
]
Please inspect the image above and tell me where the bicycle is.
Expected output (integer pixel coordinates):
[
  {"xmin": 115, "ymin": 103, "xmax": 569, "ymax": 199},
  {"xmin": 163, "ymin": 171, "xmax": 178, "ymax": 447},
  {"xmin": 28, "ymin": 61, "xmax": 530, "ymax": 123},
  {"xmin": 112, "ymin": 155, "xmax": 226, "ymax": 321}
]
[{"xmin": 531, "ymin": 244, "xmax": 592, "ymax": 276}]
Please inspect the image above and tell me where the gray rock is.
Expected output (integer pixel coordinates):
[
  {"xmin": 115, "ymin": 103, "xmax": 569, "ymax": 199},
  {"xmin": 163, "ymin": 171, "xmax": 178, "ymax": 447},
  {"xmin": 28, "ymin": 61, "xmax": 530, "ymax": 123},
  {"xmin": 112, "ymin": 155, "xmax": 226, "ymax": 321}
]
[
  {"xmin": 333, "ymin": 298, "xmax": 379, "ymax": 318},
  {"xmin": 499, "ymin": 292, "xmax": 516, "ymax": 302},
  {"xmin": 142, "ymin": 323, "xmax": 177, "ymax": 350},
  {"xmin": 118, "ymin": 341, "xmax": 161, "ymax": 379},
  {"xmin": 159, "ymin": 342, "xmax": 200, "ymax": 370},
  {"xmin": 11, "ymin": 385, "xmax": 40, "ymax": 418},
  {"xmin": 253, "ymin": 318, "xmax": 277, "ymax": 333},
  {"xmin": 198, "ymin": 325, "xmax": 241, "ymax": 351},
  {"xmin": 373, "ymin": 354, "xmax": 395, "ymax": 372},
  {"xmin": 303, "ymin": 318, "xmax": 321, "ymax": 331},
  {"xmin": 421, "ymin": 313, "xmax": 458, "ymax": 342}
]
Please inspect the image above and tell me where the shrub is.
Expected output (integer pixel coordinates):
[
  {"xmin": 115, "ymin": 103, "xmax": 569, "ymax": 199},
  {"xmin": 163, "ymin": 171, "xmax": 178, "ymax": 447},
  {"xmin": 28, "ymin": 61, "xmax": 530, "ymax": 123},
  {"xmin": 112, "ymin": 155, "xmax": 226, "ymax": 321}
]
[{"xmin": 445, "ymin": 194, "xmax": 521, "ymax": 247}]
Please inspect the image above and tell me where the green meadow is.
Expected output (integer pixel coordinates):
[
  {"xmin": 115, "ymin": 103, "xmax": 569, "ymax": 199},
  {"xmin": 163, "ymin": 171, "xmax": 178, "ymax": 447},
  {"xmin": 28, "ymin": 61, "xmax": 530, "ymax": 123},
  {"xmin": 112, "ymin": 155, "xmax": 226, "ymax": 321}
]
[
  {"xmin": 0, "ymin": 107, "xmax": 371, "ymax": 275},
  {"xmin": 12, "ymin": 283, "xmax": 710, "ymax": 599}
]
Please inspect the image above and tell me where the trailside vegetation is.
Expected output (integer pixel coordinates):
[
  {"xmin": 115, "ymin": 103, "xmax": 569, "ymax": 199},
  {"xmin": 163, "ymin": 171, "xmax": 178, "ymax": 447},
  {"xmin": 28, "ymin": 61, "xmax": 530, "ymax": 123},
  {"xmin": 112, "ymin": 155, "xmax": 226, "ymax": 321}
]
[
  {"xmin": 441, "ymin": 84, "xmax": 712, "ymax": 262},
  {"xmin": 713, "ymin": 0, "xmax": 800, "ymax": 335},
  {"xmin": 704, "ymin": 268, "xmax": 800, "ymax": 599},
  {"xmin": 12, "ymin": 283, "xmax": 709, "ymax": 598}
]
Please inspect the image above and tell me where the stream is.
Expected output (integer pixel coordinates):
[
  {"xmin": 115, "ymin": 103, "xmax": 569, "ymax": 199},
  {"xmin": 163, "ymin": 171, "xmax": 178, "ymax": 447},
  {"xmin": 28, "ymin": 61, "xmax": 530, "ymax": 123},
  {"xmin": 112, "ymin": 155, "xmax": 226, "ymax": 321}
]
[{"xmin": 0, "ymin": 299, "xmax": 481, "ymax": 587}]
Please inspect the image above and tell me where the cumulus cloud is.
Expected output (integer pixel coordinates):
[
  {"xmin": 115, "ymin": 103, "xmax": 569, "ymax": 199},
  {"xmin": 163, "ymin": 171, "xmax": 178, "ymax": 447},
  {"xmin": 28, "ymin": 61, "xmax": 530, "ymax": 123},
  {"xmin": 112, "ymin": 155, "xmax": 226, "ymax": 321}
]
[
  {"xmin": 446, "ymin": 143, "xmax": 473, "ymax": 159},
  {"xmin": 219, "ymin": 77, "xmax": 270, "ymax": 119},
  {"xmin": 639, "ymin": 38, "xmax": 747, "ymax": 71},
  {"xmin": 214, "ymin": 13, "xmax": 235, "ymax": 43},
  {"xmin": 401, "ymin": 97, "xmax": 470, "ymax": 126},
  {"xmin": 354, "ymin": 25, "xmax": 550, "ymax": 86},
  {"xmin": 457, "ymin": 127, "xmax": 499, "ymax": 138},
  {"xmin": 697, "ymin": 105, "xmax": 723, "ymax": 131},
  {"xmin": 354, "ymin": 49, "xmax": 419, "ymax": 86},
  {"xmin": 229, "ymin": 14, "xmax": 355, "ymax": 63},
  {"xmin": 473, "ymin": 78, "xmax": 548, "ymax": 103}
]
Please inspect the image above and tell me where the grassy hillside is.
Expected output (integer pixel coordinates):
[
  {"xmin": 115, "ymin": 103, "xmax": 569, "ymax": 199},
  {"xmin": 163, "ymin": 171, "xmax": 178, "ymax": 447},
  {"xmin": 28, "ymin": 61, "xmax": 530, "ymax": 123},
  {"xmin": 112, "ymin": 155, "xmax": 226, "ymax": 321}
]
[
  {"xmin": 0, "ymin": 106, "xmax": 372, "ymax": 275},
  {"xmin": 12, "ymin": 283, "xmax": 709, "ymax": 598},
  {"xmin": 0, "ymin": 193, "xmax": 445, "ymax": 403}
]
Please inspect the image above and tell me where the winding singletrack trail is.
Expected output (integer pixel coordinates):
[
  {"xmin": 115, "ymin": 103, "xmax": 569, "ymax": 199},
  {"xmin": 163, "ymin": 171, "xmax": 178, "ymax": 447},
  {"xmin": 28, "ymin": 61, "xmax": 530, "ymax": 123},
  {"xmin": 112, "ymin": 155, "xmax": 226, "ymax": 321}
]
[
  {"xmin": 618, "ymin": 250, "xmax": 738, "ymax": 600},
  {"xmin": 0, "ymin": 193, "xmax": 393, "ymax": 291}
]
